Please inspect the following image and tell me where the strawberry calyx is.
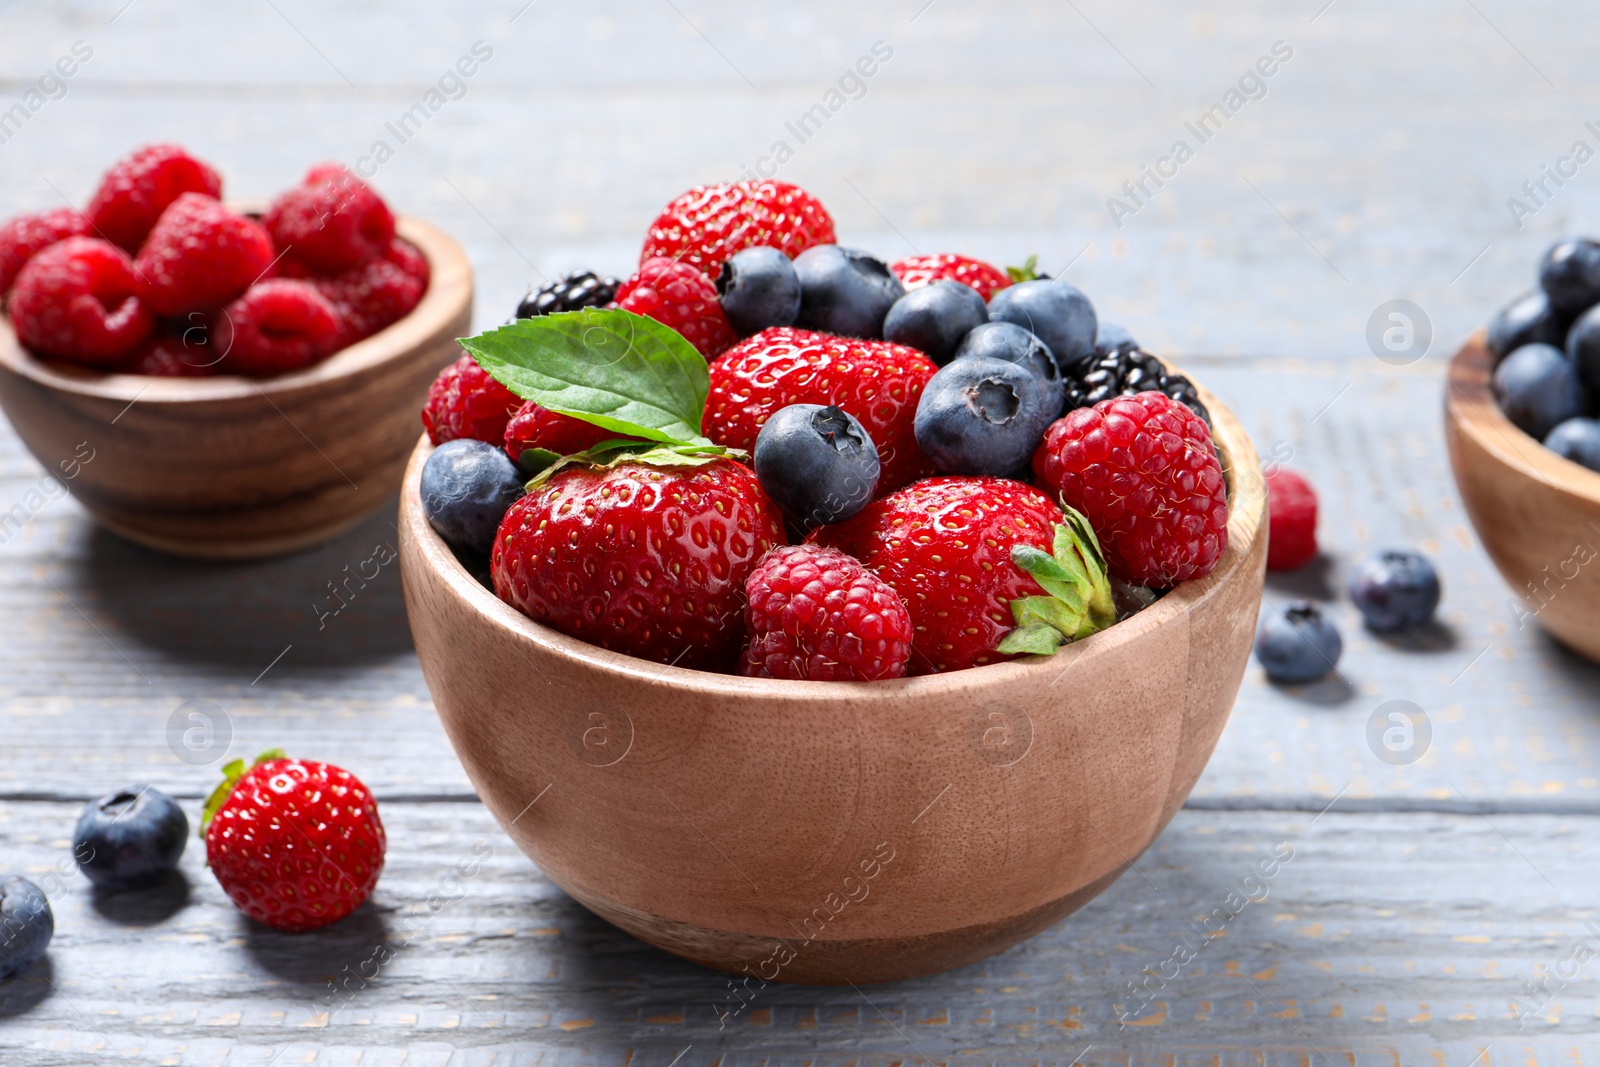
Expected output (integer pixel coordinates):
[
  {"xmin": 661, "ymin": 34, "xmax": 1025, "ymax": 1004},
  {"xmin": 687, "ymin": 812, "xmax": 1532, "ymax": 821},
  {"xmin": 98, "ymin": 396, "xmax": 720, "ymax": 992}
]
[
  {"xmin": 997, "ymin": 505, "xmax": 1115, "ymax": 656},
  {"xmin": 200, "ymin": 747, "xmax": 285, "ymax": 837},
  {"xmin": 522, "ymin": 439, "xmax": 748, "ymax": 489},
  {"xmin": 1005, "ymin": 254, "xmax": 1046, "ymax": 284}
]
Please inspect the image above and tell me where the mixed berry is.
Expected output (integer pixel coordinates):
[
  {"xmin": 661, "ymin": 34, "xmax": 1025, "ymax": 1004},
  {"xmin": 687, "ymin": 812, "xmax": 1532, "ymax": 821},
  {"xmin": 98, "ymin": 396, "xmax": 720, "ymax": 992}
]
[
  {"xmin": 1485, "ymin": 236, "xmax": 1600, "ymax": 472},
  {"xmin": 420, "ymin": 179, "xmax": 1236, "ymax": 680},
  {"xmin": 0, "ymin": 144, "xmax": 428, "ymax": 377}
]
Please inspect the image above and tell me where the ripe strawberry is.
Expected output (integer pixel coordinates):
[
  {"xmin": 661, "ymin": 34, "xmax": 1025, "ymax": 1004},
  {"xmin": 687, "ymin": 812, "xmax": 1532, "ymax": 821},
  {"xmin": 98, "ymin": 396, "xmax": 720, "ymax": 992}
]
[
  {"xmin": 492, "ymin": 457, "xmax": 784, "ymax": 671},
  {"xmin": 87, "ymin": 144, "xmax": 223, "ymax": 253},
  {"xmin": 1033, "ymin": 391, "xmax": 1229, "ymax": 587},
  {"xmin": 203, "ymin": 749, "xmax": 385, "ymax": 933},
  {"xmin": 1264, "ymin": 467, "xmax": 1317, "ymax": 571},
  {"xmin": 742, "ymin": 544, "xmax": 913, "ymax": 681},
  {"xmin": 9, "ymin": 237, "xmax": 153, "ymax": 366},
  {"xmin": 615, "ymin": 257, "xmax": 736, "ymax": 359},
  {"xmin": 0, "ymin": 208, "xmax": 92, "ymax": 297},
  {"xmin": 134, "ymin": 193, "xmax": 275, "ymax": 316},
  {"xmin": 503, "ymin": 400, "xmax": 633, "ymax": 466},
  {"xmin": 265, "ymin": 164, "xmax": 395, "ymax": 274},
  {"xmin": 706, "ymin": 327, "xmax": 938, "ymax": 492},
  {"xmin": 890, "ymin": 253, "xmax": 1011, "ymax": 302},
  {"xmin": 422, "ymin": 355, "xmax": 523, "ymax": 446},
  {"xmin": 640, "ymin": 180, "xmax": 835, "ymax": 278},
  {"xmin": 813, "ymin": 477, "xmax": 1113, "ymax": 673},
  {"xmin": 214, "ymin": 279, "xmax": 341, "ymax": 377}
]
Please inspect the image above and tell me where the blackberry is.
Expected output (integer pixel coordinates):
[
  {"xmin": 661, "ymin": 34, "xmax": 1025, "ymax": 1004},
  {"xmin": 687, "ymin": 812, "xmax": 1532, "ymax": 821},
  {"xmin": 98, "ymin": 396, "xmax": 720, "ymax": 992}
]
[
  {"xmin": 1063, "ymin": 343, "xmax": 1210, "ymax": 424},
  {"xmin": 515, "ymin": 270, "xmax": 621, "ymax": 319}
]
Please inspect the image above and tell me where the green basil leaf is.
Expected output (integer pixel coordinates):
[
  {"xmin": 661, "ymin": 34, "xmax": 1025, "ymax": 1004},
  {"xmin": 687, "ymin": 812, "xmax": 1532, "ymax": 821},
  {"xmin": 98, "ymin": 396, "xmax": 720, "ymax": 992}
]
[{"xmin": 460, "ymin": 309, "xmax": 710, "ymax": 446}]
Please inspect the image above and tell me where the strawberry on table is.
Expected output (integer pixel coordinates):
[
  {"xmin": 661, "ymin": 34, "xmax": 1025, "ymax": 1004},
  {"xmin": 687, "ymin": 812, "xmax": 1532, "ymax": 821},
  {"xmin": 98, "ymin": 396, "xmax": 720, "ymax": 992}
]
[
  {"xmin": 706, "ymin": 327, "xmax": 938, "ymax": 493},
  {"xmin": 640, "ymin": 180, "xmax": 835, "ymax": 278},
  {"xmin": 203, "ymin": 749, "xmax": 386, "ymax": 933},
  {"xmin": 812, "ymin": 477, "xmax": 1114, "ymax": 674}
]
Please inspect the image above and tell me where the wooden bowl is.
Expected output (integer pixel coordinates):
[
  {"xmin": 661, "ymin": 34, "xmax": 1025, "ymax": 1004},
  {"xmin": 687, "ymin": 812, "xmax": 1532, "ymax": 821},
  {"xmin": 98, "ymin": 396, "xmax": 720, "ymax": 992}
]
[
  {"xmin": 398, "ymin": 380, "xmax": 1267, "ymax": 985},
  {"xmin": 1447, "ymin": 332, "xmax": 1600, "ymax": 661},
  {"xmin": 0, "ymin": 216, "xmax": 472, "ymax": 559}
]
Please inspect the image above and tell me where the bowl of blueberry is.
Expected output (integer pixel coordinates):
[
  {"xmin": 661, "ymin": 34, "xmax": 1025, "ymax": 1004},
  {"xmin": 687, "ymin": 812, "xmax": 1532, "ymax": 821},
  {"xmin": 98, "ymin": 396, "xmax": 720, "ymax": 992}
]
[
  {"xmin": 1448, "ymin": 237, "xmax": 1600, "ymax": 661},
  {"xmin": 0, "ymin": 144, "xmax": 471, "ymax": 559},
  {"xmin": 398, "ymin": 180, "xmax": 1267, "ymax": 984}
]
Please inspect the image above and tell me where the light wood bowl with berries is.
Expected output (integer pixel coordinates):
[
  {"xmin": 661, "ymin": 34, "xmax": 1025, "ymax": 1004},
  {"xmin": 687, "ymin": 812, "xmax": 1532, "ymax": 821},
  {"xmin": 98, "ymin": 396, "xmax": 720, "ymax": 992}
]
[
  {"xmin": 398, "ymin": 370, "xmax": 1267, "ymax": 985},
  {"xmin": 0, "ymin": 215, "xmax": 471, "ymax": 559},
  {"xmin": 1447, "ymin": 331, "xmax": 1600, "ymax": 662}
]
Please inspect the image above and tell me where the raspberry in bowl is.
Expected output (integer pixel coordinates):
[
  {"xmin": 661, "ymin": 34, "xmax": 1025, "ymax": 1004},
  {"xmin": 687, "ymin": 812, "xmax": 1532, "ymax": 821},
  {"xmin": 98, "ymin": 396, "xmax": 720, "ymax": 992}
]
[
  {"xmin": 398, "ymin": 181, "xmax": 1266, "ymax": 984},
  {"xmin": 0, "ymin": 145, "xmax": 470, "ymax": 558}
]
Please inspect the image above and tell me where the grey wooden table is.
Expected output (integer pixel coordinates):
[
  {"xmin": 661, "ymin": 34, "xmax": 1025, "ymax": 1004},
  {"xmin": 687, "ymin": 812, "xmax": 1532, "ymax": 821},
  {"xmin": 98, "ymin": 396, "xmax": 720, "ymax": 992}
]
[{"xmin": 4, "ymin": 1, "xmax": 1600, "ymax": 1062}]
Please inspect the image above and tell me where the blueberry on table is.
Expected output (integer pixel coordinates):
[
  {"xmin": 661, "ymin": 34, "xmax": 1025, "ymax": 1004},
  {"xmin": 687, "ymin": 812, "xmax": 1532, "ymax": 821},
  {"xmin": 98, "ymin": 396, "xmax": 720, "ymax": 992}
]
[
  {"xmin": 73, "ymin": 786, "xmax": 188, "ymax": 890},
  {"xmin": 1545, "ymin": 417, "xmax": 1600, "ymax": 473},
  {"xmin": 1492, "ymin": 343, "xmax": 1589, "ymax": 440},
  {"xmin": 1564, "ymin": 304, "xmax": 1600, "ymax": 390},
  {"xmin": 422, "ymin": 439, "xmax": 527, "ymax": 555},
  {"xmin": 914, "ymin": 355, "xmax": 1059, "ymax": 476},
  {"xmin": 515, "ymin": 270, "xmax": 620, "ymax": 319},
  {"xmin": 717, "ymin": 246, "xmax": 801, "ymax": 336},
  {"xmin": 987, "ymin": 279, "xmax": 1098, "ymax": 375},
  {"xmin": 882, "ymin": 280, "xmax": 989, "ymax": 365},
  {"xmin": 1254, "ymin": 601, "xmax": 1342, "ymax": 684},
  {"xmin": 1487, "ymin": 289, "xmax": 1567, "ymax": 361},
  {"xmin": 1539, "ymin": 238, "xmax": 1600, "ymax": 316},
  {"xmin": 0, "ymin": 877, "xmax": 52, "ymax": 981},
  {"xmin": 1348, "ymin": 549, "xmax": 1441, "ymax": 632},
  {"xmin": 752, "ymin": 404, "xmax": 880, "ymax": 526},
  {"xmin": 792, "ymin": 245, "xmax": 905, "ymax": 339}
]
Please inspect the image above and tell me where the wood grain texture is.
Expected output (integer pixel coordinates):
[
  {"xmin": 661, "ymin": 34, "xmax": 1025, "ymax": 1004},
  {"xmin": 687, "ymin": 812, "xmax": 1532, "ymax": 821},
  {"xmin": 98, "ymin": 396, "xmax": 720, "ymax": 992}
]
[
  {"xmin": 1446, "ymin": 332, "xmax": 1600, "ymax": 662},
  {"xmin": 398, "ymin": 379, "xmax": 1266, "ymax": 983},
  {"xmin": 2, "ymin": 801, "xmax": 1598, "ymax": 1065},
  {"xmin": 0, "ymin": 216, "xmax": 472, "ymax": 559}
]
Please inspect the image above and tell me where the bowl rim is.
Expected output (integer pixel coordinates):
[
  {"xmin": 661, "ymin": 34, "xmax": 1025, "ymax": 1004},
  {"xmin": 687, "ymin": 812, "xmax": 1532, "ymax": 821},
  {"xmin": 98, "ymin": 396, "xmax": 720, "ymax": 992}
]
[
  {"xmin": 401, "ymin": 368, "xmax": 1267, "ymax": 700},
  {"xmin": 1446, "ymin": 331, "xmax": 1600, "ymax": 505},
  {"xmin": 0, "ymin": 212, "xmax": 470, "ymax": 404}
]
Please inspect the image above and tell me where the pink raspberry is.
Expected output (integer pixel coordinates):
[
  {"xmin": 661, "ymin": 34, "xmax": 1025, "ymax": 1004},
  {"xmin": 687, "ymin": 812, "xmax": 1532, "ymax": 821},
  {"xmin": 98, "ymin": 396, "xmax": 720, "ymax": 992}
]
[
  {"xmin": 133, "ymin": 194, "xmax": 275, "ymax": 316},
  {"xmin": 313, "ymin": 256, "xmax": 425, "ymax": 349},
  {"xmin": 421, "ymin": 355, "xmax": 522, "ymax": 446},
  {"xmin": 0, "ymin": 208, "xmax": 92, "ymax": 296},
  {"xmin": 615, "ymin": 256, "xmax": 736, "ymax": 359},
  {"xmin": 264, "ymin": 164, "xmax": 395, "ymax": 274},
  {"xmin": 9, "ymin": 237, "xmax": 153, "ymax": 366},
  {"xmin": 1264, "ymin": 468, "xmax": 1318, "ymax": 571},
  {"xmin": 742, "ymin": 544, "xmax": 913, "ymax": 681},
  {"xmin": 214, "ymin": 280, "xmax": 341, "ymax": 377},
  {"xmin": 87, "ymin": 144, "xmax": 223, "ymax": 253}
]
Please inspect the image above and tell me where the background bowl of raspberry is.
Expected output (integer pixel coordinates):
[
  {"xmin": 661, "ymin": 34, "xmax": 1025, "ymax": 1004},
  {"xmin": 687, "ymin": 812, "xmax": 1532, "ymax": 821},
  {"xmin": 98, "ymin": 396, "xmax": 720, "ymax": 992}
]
[
  {"xmin": 1446, "ymin": 332, "xmax": 1600, "ymax": 661},
  {"xmin": 397, "ymin": 372, "xmax": 1267, "ymax": 985},
  {"xmin": 0, "ymin": 213, "xmax": 471, "ymax": 559}
]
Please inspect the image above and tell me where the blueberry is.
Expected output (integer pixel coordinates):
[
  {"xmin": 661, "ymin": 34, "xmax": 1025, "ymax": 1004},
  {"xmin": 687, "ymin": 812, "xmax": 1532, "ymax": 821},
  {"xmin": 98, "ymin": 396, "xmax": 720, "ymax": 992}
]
[
  {"xmin": 1488, "ymin": 289, "xmax": 1568, "ymax": 361},
  {"xmin": 1253, "ymin": 601, "xmax": 1342, "ymax": 684},
  {"xmin": 716, "ymin": 247, "xmax": 801, "ymax": 336},
  {"xmin": 752, "ymin": 404, "xmax": 880, "ymax": 526},
  {"xmin": 1492, "ymin": 343, "xmax": 1590, "ymax": 440},
  {"xmin": 0, "ymin": 877, "xmax": 52, "ymax": 981},
  {"xmin": 987, "ymin": 279, "xmax": 1098, "ymax": 375},
  {"xmin": 72, "ymin": 786, "xmax": 187, "ymax": 891},
  {"xmin": 1540, "ymin": 238, "xmax": 1600, "ymax": 316},
  {"xmin": 882, "ymin": 280, "xmax": 988, "ymax": 364},
  {"xmin": 1348, "ymin": 549, "xmax": 1441, "ymax": 632},
  {"xmin": 1094, "ymin": 321, "xmax": 1136, "ymax": 355},
  {"xmin": 422, "ymin": 439, "xmax": 526, "ymax": 555},
  {"xmin": 914, "ymin": 355, "xmax": 1059, "ymax": 476},
  {"xmin": 1565, "ymin": 304, "xmax": 1600, "ymax": 391},
  {"xmin": 1545, "ymin": 417, "xmax": 1600, "ymax": 472},
  {"xmin": 954, "ymin": 321, "xmax": 1061, "ymax": 387},
  {"xmin": 792, "ymin": 246, "xmax": 905, "ymax": 339}
]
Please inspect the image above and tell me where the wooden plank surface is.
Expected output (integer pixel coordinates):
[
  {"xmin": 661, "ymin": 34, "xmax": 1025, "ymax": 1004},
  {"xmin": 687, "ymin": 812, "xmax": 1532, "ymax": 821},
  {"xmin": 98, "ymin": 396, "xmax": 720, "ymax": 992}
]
[{"xmin": 3, "ymin": 0, "xmax": 1600, "ymax": 1061}]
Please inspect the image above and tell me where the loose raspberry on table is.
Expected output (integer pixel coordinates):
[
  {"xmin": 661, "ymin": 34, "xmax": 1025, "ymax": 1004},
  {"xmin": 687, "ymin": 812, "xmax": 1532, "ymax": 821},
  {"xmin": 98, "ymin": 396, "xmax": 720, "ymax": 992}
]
[
  {"xmin": 0, "ymin": 208, "xmax": 92, "ymax": 297},
  {"xmin": 313, "ymin": 256, "xmax": 425, "ymax": 349},
  {"xmin": 741, "ymin": 544, "xmax": 913, "ymax": 681},
  {"xmin": 502, "ymin": 401, "xmax": 628, "ymax": 466},
  {"xmin": 214, "ymin": 279, "xmax": 341, "ymax": 377},
  {"xmin": 615, "ymin": 257, "xmax": 736, "ymax": 359},
  {"xmin": 706, "ymin": 327, "xmax": 938, "ymax": 492},
  {"xmin": 890, "ymin": 253, "xmax": 1012, "ymax": 302},
  {"xmin": 9, "ymin": 237, "xmax": 153, "ymax": 366},
  {"xmin": 133, "ymin": 193, "xmax": 275, "ymax": 316},
  {"xmin": 640, "ymin": 180, "xmax": 835, "ymax": 278},
  {"xmin": 264, "ymin": 164, "xmax": 395, "ymax": 274},
  {"xmin": 422, "ymin": 355, "xmax": 523, "ymax": 446},
  {"xmin": 1263, "ymin": 467, "xmax": 1318, "ymax": 571},
  {"xmin": 87, "ymin": 144, "xmax": 223, "ymax": 253},
  {"xmin": 1032, "ymin": 390, "xmax": 1229, "ymax": 587}
]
